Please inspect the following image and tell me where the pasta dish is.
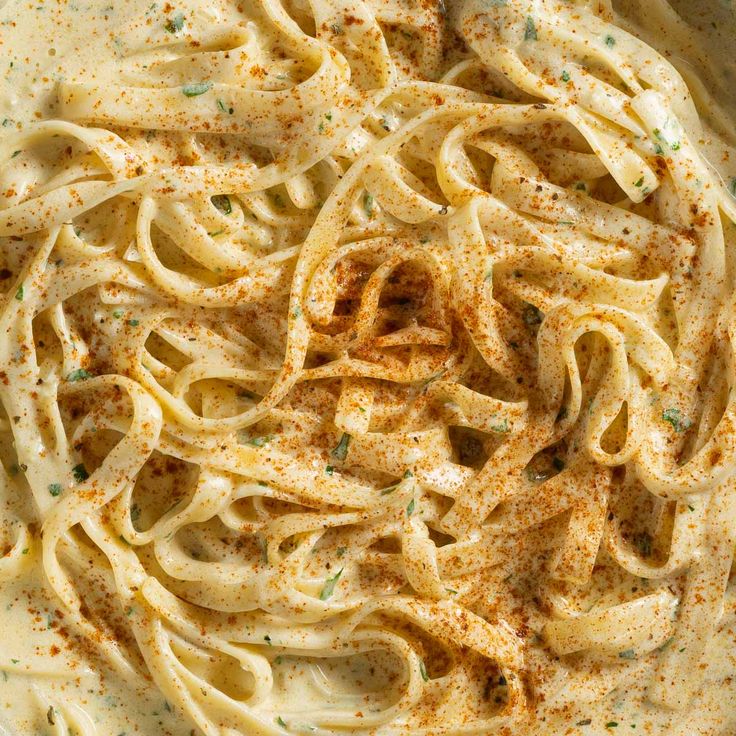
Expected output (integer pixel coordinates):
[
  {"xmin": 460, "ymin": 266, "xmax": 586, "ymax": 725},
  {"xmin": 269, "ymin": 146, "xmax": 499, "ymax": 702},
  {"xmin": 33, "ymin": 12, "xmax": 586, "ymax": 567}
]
[{"xmin": 1, "ymin": 0, "xmax": 736, "ymax": 733}]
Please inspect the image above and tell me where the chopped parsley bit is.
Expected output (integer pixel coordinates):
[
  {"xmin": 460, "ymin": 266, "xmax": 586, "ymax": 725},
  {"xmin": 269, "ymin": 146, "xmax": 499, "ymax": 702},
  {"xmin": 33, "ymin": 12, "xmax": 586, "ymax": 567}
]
[
  {"xmin": 605, "ymin": 35, "xmax": 616, "ymax": 47},
  {"xmin": 319, "ymin": 568, "xmax": 343, "ymax": 600},
  {"xmin": 634, "ymin": 531, "xmax": 652, "ymax": 558},
  {"xmin": 522, "ymin": 304, "xmax": 543, "ymax": 326},
  {"xmin": 728, "ymin": 177, "xmax": 736, "ymax": 198},
  {"xmin": 662, "ymin": 407, "xmax": 692, "ymax": 433},
  {"xmin": 48, "ymin": 482, "xmax": 62, "ymax": 497},
  {"xmin": 634, "ymin": 177, "xmax": 644, "ymax": 187},
  {"xmin": 332, "ymin": 432, "xmax": 351, "ymax": 461},
  {"xmin": 618, "ymin": 649, "xmax": 636, "ymax": 660},
  {"xmin": 181, "ymin": 81, "xmax": 212, "ymax": 97},
  {"xmin": 10, "ymin": 659, "xmax": 19, "ymax": 664},
  {"xmin": 606, "ymin": 723, "xmax": 618, "ymax": 729},
  {"xmin": 14, "ymin": 285, "xmax": 23, "ymax": 301},
  {"xmin": 253, "ymin": 533, "xmax": 268, "ymax": 563},
  {"xmin": 244, "ymin": 435, "xmax": 273, "ymax": 447},
  {"xmin": 292, "ymin": 306, "xmax": 302, "ymax": 319},
  {"xmin": 112, "ymin": 309, "xmax": 124, "ymax": 318},
  {"xmin": 163, "ymin": 11, "xmax": 184, "ymax": 33},
  {"xmin": 577, "ymin": 719, "xmax": 592, "ymax": 727},
  {"xmin": 211, "ymin": 194, "xmax": 232, "ymax": 214},
  {"xmin": 561, "ymin": 70, "xmax": 571, "ymax": 82},
  {"xmin": 490, "ymin": 417, "xmax": 510, "ymax": 433},
  {"xmin": 670, "ymin": 141, "xmax": 681, "ymax": 151},
  {"xmin": 524, "ymin": 16, "xmax": 538, "ymax": 41},
  {"xmin": 216, "ymin": 98, "xmax": 234, "ymax": 114},
  {"xmin": 679, "ymin": 646, "xmax": 686, "ymax": 652},
  {"xmin": 654, "ymin": 143, "xmax": 664, "ymax": 156},
  {"xmin": 325, "ymin": 465, "xmax": 334, "ymax": 475},
  {"xmin": 380, "ymin": 483, "xmax": 399, "ymax": 495},
  {"xmin": 336, "ymin": 547, "xmax": 346, "ymax": 558},
  {"xmin": 445, "ymin": 587, "xmax": 458, "ymax": 594},
  {"xmin": 363, "ymin": 192, "xmax": 374, "ymax": 217},
  {"xmin": 21, "ymin": 548, "xmax": 29, "ymax": 555},
  {"xmin": 687, "ymin": 504, "xmax": 695, "ymax": 512},
  {"xmin": 318, "ymin": 121, "xmax": 325, "ymax": 133},
  {"xmin": 67, "ymin": 368, "xmax": 92, "ymax": 382},
  {"xmin": 406, "ymin": 498, "xmax": 416, "ymax": 516},
  {"xmin": 419, "ymin": 660, "xmax": 429, "ymax": 682},
  {"xmin": 11, "ymin": 150, "xmax": 21, "ymax": 158},
  {"xmin": 277, "ymin": 716, "xmax": 288, "ymax": 728},
  {"xmin": 404, "ymin": 469, "xmax": 414, "ymax": 478},
  {"xmin": 72, "ymin": 463, "xmax": 89, "ymax": 482},
  {"xmin": 264, "ymin": 634, "xmax": 272, "ymax": 645},
  {"xmin": 325, "ymin": 112, "xmax": 332, "ymax": 121},
  {"xmin": 126, "ymin": 318, "xmax": 140, "ymax": 327}
]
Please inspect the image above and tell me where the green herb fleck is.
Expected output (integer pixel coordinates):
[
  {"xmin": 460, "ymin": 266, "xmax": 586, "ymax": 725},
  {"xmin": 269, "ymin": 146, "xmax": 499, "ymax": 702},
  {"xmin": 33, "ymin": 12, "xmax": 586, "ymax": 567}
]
[
  {"xmin": 211, "ymin": 194, "xmax": 232, "ymax": 214},
  {"xmin": 277, "ymin": 717, "xmax": 287, "ymax": 728},
  {"xmin": 112, "ymin": 309, "xmax": 124, "ymax": 319},
  {"xmin": 605, "ymin": 35, "xmax": 616, "ymax": 47},
  {"xmin": 126, "ymin": 318, "xmax": 139, "ymax": 327},
  {"xmin": 634, "ymin": 531, "xmax": 652, "ymax": 558},
  {"xmin": 363, "ymin": 192, "xmax": 374, "ymax": 217},
  {"xmin": 67, "ymin": 368, "xmax": 92, "ymax": 382},
  {"xmin": 182, "ymin": 81, "xmax": 212, "ymax": 97},
  {"xmin": 325, "ymin": 465, "xmax": 334, "ymax": 475},
  {"xmin": 606, "ymin": 723, "xmax": 618, "ymax": 729},
  {"xmin": 216, "ymin": 98, "xmax": 234, "ymax": 114},
  {"xmin": 634, "ymin": 177, "xmax": 644, "ymax": 187},
  {"xmin": 163, "ymin": 12, "xmax": 184, "ymax": 33},
  {"xmin": 524, "ymin": 16, "xmax": 538, "ymax": 41},
  {"xmin": 14, "ymin": 285, "xmax": 23, "ymax": 301},
  {"xmin": 406, "ymin": 498, "xmax": 416, "ymax": 516},
  {"xmin": 419, "ymin": 660, "xmax": 429, "ymax": 681},
  {"xmin": 490, "ymin": 417, "xmax": 510, "ymax": 434},
  {"xmin": 336, "ymin": 546, "xmax": 346, "ymax": 558},
  {"xmin": 72, "ymin": 463, "xmax": 89, "ymax": 482},
  {"xmin": 319, "ymin": 568, "xmax": 343, "ymax": 600},
  {"xmin": 618, "ymin": 649, "xmax": 636, "ymax": 660},
  {"xmin": 48, "ymin": 483, "xmax": 62, "ymax": 497},
  {"xmin": 662, "ymin": 407, "xmax": 691, "ymax": 433},
  {"xmin": 264, "ymin": 634, "xmax": 272, "ymax": 645},
  {"xmin": 561, "ymin": 70, "xmax": 571, "ymax": 82},
  {"xmin": 332, "ymin": 432, "xmax": 351, "ymax": 461},
  {"xmin": 522, "ymin": 304, "xmax": 543, "ymax": 326},
  {"xmin": 244, "ymin": 435, "xmax": 273, "ymax": 447}
]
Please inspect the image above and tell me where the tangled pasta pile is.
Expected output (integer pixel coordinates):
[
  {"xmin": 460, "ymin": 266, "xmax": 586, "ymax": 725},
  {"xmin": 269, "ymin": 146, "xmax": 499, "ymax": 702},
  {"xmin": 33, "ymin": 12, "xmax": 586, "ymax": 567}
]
[{"xmin": 1, "ymin": 0, "xmax": 736, "ymax": 733}]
